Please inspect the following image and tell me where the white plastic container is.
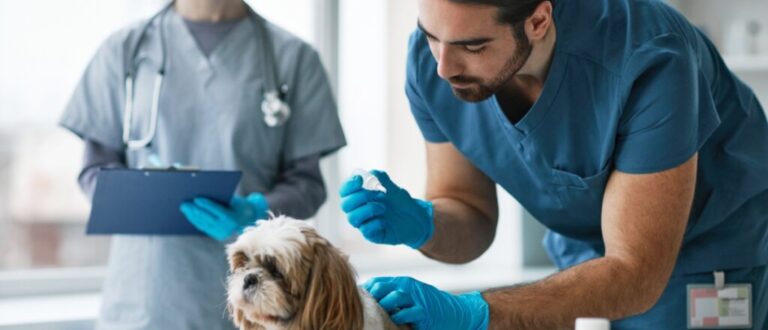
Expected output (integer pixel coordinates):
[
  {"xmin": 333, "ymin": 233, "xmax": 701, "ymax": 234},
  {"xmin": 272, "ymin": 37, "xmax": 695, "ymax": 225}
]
[
  {"xmin": 575, "ymin": 317, "xmax": 610, "ymax": 330},
  {"xmin": 351, "ymin": 169, "xmax": 387, "ymax": 193}
]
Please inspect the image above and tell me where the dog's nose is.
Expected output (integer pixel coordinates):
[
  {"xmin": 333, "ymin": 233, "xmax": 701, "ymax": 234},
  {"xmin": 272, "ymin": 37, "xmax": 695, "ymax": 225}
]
[{"xmin": 243, "ymin": 273, "xmax": 259, "ymax": 290}]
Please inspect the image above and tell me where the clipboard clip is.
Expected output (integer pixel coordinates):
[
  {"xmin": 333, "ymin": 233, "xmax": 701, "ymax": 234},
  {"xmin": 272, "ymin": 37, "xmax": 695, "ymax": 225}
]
[
  {"xmin": 139, "ymin": 164, "xmax": 201, "ymax": 171},
  {"xmin": 140, "ymin": 154, "xmax": 200, "ymax": 171}
]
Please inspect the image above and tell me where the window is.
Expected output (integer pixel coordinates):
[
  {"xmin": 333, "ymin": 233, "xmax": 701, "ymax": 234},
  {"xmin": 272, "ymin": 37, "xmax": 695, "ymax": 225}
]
[{"xmin": 0, "ymin": 1, "xmax": 168, "ymax": 277}]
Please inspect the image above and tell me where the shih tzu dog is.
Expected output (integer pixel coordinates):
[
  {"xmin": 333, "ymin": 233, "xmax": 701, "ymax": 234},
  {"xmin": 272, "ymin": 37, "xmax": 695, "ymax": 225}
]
[{"xmin": 226, "ymin": 215, "xmax": 403, "ymax": 330}]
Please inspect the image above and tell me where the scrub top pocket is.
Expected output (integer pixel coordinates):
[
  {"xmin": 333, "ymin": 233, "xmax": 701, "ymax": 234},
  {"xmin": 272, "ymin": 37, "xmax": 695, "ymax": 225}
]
[
  {"xmin": 549, "ymin": 164, "xmax": 613, "ymax": 233},
  {"xmin": 552, "ymin": 164, "xmax": 612, "ymax": 192}
]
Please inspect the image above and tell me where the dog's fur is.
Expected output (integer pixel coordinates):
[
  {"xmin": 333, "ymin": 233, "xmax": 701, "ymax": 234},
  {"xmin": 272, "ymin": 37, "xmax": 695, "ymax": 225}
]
[{"xmin": 226, "ymin": 216, "xmax": 402, "ymax": 330}]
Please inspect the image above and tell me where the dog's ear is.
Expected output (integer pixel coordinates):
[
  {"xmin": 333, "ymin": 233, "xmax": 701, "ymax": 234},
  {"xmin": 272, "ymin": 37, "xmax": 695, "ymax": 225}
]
[{"xmin": 297, "ymin": 230, "xmax": 364, "ymax": 330}]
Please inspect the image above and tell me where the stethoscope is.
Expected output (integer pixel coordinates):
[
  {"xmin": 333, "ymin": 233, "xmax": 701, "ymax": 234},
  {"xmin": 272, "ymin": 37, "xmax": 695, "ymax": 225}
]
[{"xmin": 122, "ymin": 1, "xmax": 290, "ymax": 150}]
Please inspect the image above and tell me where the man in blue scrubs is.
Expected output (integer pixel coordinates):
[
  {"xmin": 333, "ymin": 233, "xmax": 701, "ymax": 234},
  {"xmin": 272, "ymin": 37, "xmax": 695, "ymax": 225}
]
[{"xmin": 340, "ymin": 0, "xmax": 768, "ymax": 328}]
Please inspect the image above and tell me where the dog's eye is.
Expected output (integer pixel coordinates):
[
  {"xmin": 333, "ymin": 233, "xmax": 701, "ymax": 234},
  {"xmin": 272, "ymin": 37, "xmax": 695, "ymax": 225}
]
[
  {"xmin": 264, "ymin": 262, "xmax": 283, "ymax": 280},
  {"xmin": 270, "ymin": 268, "xmax": 283, "ymax": 280}
]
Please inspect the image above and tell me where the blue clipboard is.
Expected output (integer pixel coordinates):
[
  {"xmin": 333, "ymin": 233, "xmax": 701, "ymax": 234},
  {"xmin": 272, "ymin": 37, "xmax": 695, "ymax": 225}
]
[{"xmin": 87, "ymin": 168, "xmax": 242, "ymax": 235}]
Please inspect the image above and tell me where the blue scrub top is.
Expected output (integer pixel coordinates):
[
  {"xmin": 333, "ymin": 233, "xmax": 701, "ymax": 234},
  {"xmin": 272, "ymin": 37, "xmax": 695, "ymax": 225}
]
[{"xmin": 407, "ymin": 0, "xmax": 768, "ymax": 275}]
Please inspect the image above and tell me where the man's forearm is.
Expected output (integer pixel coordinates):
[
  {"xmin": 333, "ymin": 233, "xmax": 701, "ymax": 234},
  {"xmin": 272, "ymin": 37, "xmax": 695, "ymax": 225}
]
[
  {"xmin": 485, "ymin": 256, "xmax": 660, "ymax": 329},
  {"xmin": 419, "ymin": 198, "xmax": 497, "ymax": 264}
]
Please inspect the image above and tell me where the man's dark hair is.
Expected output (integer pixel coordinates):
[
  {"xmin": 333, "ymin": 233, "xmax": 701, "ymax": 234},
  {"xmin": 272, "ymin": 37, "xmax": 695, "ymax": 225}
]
[{"xmin": 449, "ymin": 0, "xmax": 553, "ymax": 41}]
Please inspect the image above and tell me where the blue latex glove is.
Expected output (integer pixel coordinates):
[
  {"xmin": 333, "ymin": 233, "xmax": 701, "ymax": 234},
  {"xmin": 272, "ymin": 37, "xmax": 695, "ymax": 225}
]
[
  {"xmin": 180, "ymin": 193, "xmax": 269, "ymax": 241},
  {"xmin": 364, "ymin": 276, "xmax": 489, "ymax": 330},
  {"xmin": 339, "ymin": 170, "xmax": 434, "ymax": 249}
]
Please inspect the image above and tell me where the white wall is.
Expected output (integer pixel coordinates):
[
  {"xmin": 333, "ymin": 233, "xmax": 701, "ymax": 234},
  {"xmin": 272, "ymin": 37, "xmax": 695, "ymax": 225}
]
[
  {"xmin": 386, "ymin": 1, "xmax": 429, "ymax": 197},
  {"xmin": 669, "ymin": 0, "xmax": 768, "ymax": 106}
]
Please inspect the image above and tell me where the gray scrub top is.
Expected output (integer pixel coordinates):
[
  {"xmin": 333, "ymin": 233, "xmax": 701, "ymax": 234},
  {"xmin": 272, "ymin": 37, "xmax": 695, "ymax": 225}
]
[{"xmin": 59, "ymin": 8, "xmax": 346, "ymax": 330}]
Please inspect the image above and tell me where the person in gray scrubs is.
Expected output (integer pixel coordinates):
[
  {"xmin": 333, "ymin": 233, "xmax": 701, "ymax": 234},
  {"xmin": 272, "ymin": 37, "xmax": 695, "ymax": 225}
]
[{"xmin": 59, "ymin": 0, "xmax": 346, "ymax": 328}]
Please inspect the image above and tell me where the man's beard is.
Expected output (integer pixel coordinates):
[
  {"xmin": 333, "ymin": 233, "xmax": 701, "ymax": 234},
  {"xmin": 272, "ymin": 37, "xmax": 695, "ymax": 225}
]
[{"xmin": 450, "ymin": 37, "xmax": 533, "ymax": 103}]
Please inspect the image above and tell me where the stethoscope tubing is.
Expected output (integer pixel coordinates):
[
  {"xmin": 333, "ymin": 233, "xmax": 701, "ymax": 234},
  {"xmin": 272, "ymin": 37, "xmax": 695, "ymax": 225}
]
[{"xmin": 122, "ymin": 1, "xmax": 289, "ymax": 150}]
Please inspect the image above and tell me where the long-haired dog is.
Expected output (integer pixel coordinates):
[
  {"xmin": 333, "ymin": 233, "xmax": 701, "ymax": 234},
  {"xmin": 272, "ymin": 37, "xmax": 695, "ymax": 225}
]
[{"xmin": 226, "ymin": 215, "xmax": 403, "ymax": 330}]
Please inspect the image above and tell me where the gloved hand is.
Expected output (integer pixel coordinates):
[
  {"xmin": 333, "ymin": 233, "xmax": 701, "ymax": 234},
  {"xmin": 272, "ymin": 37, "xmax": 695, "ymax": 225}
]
[
  {"xmin": 339, "ymin": 170, "xmax": 434, "ymax": 249},
  {"xmin": 180, "ymin": 193, "xmax": 269, "ymax": 241},
  {"xmin": 364, "ymin": 276, "xmax": 489, "ymax": 330}
]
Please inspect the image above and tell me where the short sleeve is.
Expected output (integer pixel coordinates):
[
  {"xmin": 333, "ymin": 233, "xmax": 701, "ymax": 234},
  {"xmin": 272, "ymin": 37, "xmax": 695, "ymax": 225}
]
[
  {"xmin": 59, "ymin": 29, "xmax": 129, "ymax": 151},
  {"xmin": 615, "ymin": 34, "xmax": 721, "ymax": 174},
  {"xmin": 406, "ymin": 30, "xmax": 449, "ymax": 143},
  {"xmin": 281, "ymin": 44, "xmax": 346, "ymax": 162}
]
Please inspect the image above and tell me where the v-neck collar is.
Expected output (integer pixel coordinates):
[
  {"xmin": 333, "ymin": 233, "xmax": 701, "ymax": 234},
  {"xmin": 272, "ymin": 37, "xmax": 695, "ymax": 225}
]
[
  {"xmin": 490, "ymin": 50, "xmax": 567, "ymax": 141},
  {"xmin": 165, "ymin": 8, "xmax": 251, "ymax": 66},
  {"xmin": 182, "ymin": 18, "xmax": 244, "ymax": 57}
]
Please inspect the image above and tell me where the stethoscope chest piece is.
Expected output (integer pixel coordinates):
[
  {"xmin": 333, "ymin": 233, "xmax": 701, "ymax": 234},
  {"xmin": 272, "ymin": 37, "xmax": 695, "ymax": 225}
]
[{"xmin": 261, "ymin": 89, "xmax": 291, "ymax": 127}]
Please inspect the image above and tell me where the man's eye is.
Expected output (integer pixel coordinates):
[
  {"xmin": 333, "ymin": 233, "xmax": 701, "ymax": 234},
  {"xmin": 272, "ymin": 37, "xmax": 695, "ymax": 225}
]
[{"xmin": 465, "ymin": 45, "xmax": 486, "ymax": 54}]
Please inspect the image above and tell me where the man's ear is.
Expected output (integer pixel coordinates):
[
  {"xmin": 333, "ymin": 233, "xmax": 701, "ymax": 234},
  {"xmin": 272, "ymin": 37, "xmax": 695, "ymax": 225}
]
[{"xmin": 525, "ymin": 1, "xmax": 553, "ymax": 42}]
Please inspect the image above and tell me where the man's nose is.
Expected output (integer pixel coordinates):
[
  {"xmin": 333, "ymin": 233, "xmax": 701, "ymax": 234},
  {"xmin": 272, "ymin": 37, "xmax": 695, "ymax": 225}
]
[{"xmin": 436, "ymin": 46, "xmax": 462, "ymax": 80}]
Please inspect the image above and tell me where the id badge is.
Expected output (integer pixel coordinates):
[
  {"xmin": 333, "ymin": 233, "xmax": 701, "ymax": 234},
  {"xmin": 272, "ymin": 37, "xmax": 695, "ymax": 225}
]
[{"xmin": 687, "ymin": 283, "xmax": 752, "ymax": 329}]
